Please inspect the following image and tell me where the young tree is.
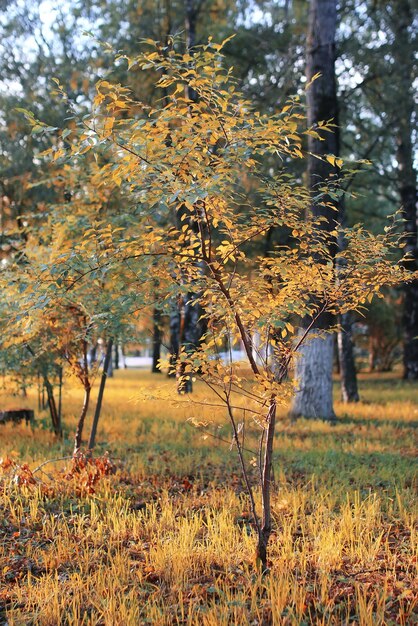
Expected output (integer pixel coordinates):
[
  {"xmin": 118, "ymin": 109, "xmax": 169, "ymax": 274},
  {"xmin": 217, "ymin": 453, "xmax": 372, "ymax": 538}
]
[
  {"xmin": 1, "ymin": 154, "xmax": 147, "ymax": 454},
  {"xmin": 29, "ymin": 40, "xmax": 413, "ymax": 570}
]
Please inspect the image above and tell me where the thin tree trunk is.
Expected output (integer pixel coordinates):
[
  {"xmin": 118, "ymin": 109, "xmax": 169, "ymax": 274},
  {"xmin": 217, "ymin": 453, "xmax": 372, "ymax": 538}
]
[
  {"xmin": 88, "ymin": 338, "xmax": 113, "ymax": 451},
  {"xmin": 37, "ymin": 372, "xmax": 42, "ymax": 412},
  {"xmin": 106, "ymin": 346, "xmax": 114, "ymax": 378},
  {"xmin": 168, "ymin": 303, "xmax": 180, "ymax": 377},
  {"xmin": 42, "ymin": 384, "xmax": 46, "ymax": 410},
  {"xmin": 152, "ymin": 307, "xmax": 162, "ymax": 373},
  {"xmin": 89, "ymin": 342, "xmax": 98, "ymax": 366},
  {"xmin": 44, "ymin": 374, "xmax": 62, "ymax": 437},
  {"xmin": 73, "ymin": 334, "xmax": 91, "ymax": 455},
  {"xmin": 337, "ymin": 194, "xmax": 359, "ymax": 401},
  {"xmin": 58, "ymin": 366, "xmax": 63, "ymax": 425},
  {"xmin": 113, "ymin": 341, "xmax": 119, "ymax": 370},
  {"xmin": 338, "ymin": 314, "xmax": 359, "ymax": 402},
  {"xmin": 73, "ymin": 384, "xmax": 91, "ymax": 455},
  {"xmin": 177, "ymin": 292, "xmax": 202, "ymax": 393},
  {"xmin": 25, "ymin": 345, "xmax": 61, "ymax": 435},
  {"xmin": 256, "ymin": 397, "xmax": 277, "ymax": 570},
  {"xmin": 209, "ymin": 262, "xmax": 279, "ymax": 572}
]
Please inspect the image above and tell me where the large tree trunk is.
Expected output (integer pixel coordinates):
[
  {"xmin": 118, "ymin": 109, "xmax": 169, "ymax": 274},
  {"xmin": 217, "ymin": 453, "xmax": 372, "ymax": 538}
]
[
  {"xmin": 290, "ymin": 0, "xmax": 339, "ymax": 421},
  {"xmin": 392, "ymin": 2, "xmax": 418, "ymax": 379},
  {"xmin": 290, "ymin": 333, "xmax": 336, "ymax": 420}
]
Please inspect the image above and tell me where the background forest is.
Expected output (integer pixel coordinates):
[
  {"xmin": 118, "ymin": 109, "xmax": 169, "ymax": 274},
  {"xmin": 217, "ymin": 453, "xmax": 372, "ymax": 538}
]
[
  {"xmin": 0, "ymin": 1, "xmax": 417, "ymax": 625},
  {"xmin": 1, "ymin": 0, "xmax": 417, "ymax": 392}
]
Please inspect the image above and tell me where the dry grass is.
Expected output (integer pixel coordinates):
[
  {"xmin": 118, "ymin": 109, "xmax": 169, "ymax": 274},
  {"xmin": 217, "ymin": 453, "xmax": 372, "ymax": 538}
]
[{"xmin": 0, "ymin": 370, "xmax": 417, "ymax": 625}]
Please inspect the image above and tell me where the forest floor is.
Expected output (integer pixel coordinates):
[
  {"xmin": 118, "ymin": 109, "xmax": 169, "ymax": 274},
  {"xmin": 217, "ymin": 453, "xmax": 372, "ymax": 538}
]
[{"xmin": 0, "ymin": 371, "xmax": 417, "ymax": 625}]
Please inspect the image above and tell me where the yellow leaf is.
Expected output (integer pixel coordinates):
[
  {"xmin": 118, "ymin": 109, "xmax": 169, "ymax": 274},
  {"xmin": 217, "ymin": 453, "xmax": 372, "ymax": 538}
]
[{"xmin": 104, "ymin": 117, "xmax": 115, "ymax": 132}]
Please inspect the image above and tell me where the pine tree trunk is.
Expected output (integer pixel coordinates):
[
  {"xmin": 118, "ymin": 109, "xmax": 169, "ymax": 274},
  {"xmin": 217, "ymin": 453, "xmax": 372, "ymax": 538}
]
[
  {"xmin": 338, "ymin": 313, "xmax": 359, "ymax": 402},
  {"xmin": 290, "ymin": 0, "xmax": 339, "ymax": 421},
  {"xmin": 391, "ymin": 1, "xmax": 418, "ymax": 379},
  {"xmin": 397, "ymin": 69, "xmax": 417, "ymax": 378}
]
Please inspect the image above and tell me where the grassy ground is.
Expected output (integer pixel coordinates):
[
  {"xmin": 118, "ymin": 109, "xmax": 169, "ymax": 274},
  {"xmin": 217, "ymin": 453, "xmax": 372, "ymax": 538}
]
[{"xmin": 0, "ymin": 370, "xmax": 417, "ymax": 625}]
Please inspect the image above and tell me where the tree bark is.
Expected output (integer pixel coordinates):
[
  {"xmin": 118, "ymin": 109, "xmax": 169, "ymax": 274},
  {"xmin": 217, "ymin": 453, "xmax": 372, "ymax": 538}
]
[
  {"xmin": 73, "ymin": 384, "xmax": 91, "ymax": 455},
  {"xmin": 58, "ymin": 365, "xmax": 63, "ymax": 425},
  {"xmin": 106, "ymin": 346, "xmax": 114, "ymax": 378},
  {"xmin": 43, "ymin": 374, "xmax": 62, "ymax": 437},
  {"xmin": 338, "ymin": 312, "xmax": 359, "ymax": 402},
  {"xmin": 289, "ymin": 0, "xmax": 339, "ymax": 421},
  {"xmin": 88, "ymin": 338, "xmax": 113, "ymax": 451},
  {"xmin": 177, "ymin": 292, "xmax": 202, "ymax": 393},
  {"xmin": 290, "ymin": 332, "xmax": 336, "ymax": 420},
  {"xmin": 168, "ymin": 303, "xmax": 180, "ymax": 377},
  {"xmin": 256, "ymin": 397, "xmax": 277, "ymax": 571},
  {"xmin": 392, "ymin": 2, "xmax": 418, "ymax": 379},
  {"xmin": 113, "ymin": 341, "xmax": 120, "ymax": 370},
  {"xmin": 73, "ymin": 335, "xmax": 91, "ymax": 455},
  {"xmin": 174, "ymin": 0, "xmax": 203, "ymax": 393},
  {"xmin": 151, "ymin": 307, "xmax": 162, "ymax": 373},
  {"xmin": 337, "ymin": 193, "xmax": 359, "ymax": 401}
]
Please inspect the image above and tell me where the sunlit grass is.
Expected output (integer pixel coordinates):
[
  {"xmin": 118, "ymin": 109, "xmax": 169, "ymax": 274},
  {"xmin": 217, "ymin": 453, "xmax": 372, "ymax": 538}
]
[{"xmin": 0, "ymin": 370, "xmax": 417, "ymax": 624}]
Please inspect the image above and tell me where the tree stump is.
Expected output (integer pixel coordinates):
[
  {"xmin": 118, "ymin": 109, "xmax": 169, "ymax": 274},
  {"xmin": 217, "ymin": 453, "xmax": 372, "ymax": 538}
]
[{"xmin": 0, "ymin": 409, "xmax": 34, "ymax": 425}]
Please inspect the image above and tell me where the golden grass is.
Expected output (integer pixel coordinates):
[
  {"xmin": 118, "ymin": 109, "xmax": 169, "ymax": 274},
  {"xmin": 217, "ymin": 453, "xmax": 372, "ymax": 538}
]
[{"xmin": 0, "ymin": 370, "xmax": 417, "ymax": 625}]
